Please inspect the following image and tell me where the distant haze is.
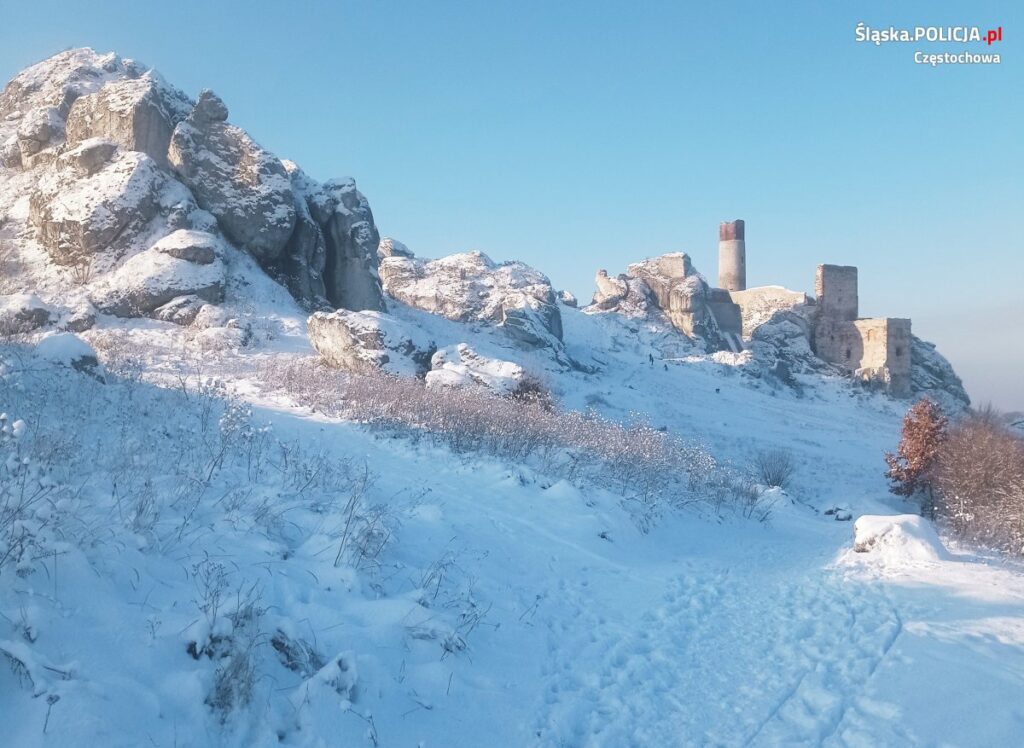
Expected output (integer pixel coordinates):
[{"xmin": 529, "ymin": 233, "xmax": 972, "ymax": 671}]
[{"xmin": 2, "ymin": 0, "xmax": 1020, "ymax": 409}]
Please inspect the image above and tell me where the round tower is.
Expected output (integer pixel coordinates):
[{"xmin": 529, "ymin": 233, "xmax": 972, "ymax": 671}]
[{"xmin": 718, "ymin": 219, "xmax": 746, "ymax": 291}]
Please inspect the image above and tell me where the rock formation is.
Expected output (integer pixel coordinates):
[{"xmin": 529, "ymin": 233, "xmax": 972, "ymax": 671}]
[
  {"xmin": 380, "ymin": 246, "xmax": 562, "ymax": 349},
  {"xmin": 167, "ymin": 90, "xmax": 296, "ymax": 265},
  {"xmin": 1, "ymin": 48, "xmax": 386, "ymax": 318},
  {"xmin": 589, "ymin": 253, "xmax": 726, "ymax": 349},
  {"xmin": 307, "ymin": 310, "xmax": 434, "ymax": 376}
]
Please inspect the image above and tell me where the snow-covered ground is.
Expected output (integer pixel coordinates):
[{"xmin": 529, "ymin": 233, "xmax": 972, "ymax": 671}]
[{"xmin": 2, "ymin": 299, "xmax": 1023, "ymax": 747}]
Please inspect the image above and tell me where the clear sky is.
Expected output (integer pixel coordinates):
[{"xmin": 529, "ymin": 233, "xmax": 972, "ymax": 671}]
[{"xmin": 2, "ymin": 1, "xmax": 1021, "ymax": 409}]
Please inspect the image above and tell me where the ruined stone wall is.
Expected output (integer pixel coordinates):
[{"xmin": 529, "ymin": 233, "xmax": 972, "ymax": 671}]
[
  {"xmin": 727, "ymin": 286, "xmax": 809, "ymax": 337},
  {"xmin": 815, "ymin": 264, "xmax": 858, "ymax": 321},
  {"xmin": 814, "ymin": 316, "xmax": 911, "ymax": 396}
]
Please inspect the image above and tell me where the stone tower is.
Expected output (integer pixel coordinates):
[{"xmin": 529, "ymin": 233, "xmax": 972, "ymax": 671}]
[{"xmin": 718, "ymin": 219, "xmax": 746, "ymax": 291}]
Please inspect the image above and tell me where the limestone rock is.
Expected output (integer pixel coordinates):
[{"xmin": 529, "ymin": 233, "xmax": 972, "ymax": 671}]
[
  {"xmin": 90, "ymin": 231, "xmax": 225, "ymax": 317},
  {"xmin": 308, "ymin": 310, "xmax": 434, "ymax": 376},
  {"xmin": 0, "ymin": 292, "xmax": 56, "ymax": 335},
  {"xmin": 426, "ymin": 344, "xmax": 524, "ymax": 395},
  {"xmin": 380, "ymin": 249, "xmax": 562, "ymax": 348},
  {"xmin": 29, "ymin": 150, "xmax": 163, "ymax": 265},
  {"xmin": 151, "ymin": 228, "xmax": 219, "ymax": 264},
  {"xmin": 910, "ymin": 336, "xmax": 970, "ymax": 412},
  {"xmin": 588, "ymin": 254, "xmax": 725, "ymax": 348},
  {"xmin": 168, "ymin": 90, "xmax": 295, "ymax": 265},
  {"xmin": 65, "ymin": 73, "xmax": 191, "ymax": 167},
  {"xmin": 378, "ymin": 237, "xmax": 414, "ymax": 259},
  {"xmin": 16, "ymin": 106, "xmax": 63, "ymax": 159},
  {"xmin": 557, "ymin": 290, "xmax": 578, "ymax": 308},
  {"xmin": 152, "ymin": 294, "xmax": 208, "ymax": 326},
  {"xmin": 319, "ymin": 178, "xmax": 385, "ymax": 311},
  {"xmin": 277, "ymin": 162, "xmax": 329, "ymax": 309},
  {"xmin": 56, "ymin": 137, "xmax": 118, "ymax": 176}
]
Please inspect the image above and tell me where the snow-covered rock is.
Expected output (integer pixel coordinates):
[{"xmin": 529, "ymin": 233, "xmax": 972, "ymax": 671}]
[
  {"xmin": 317, "ymin": 178, "xmax": 386, "ymax": 312},
  {"xmin": 308, "ymin": 310, "xmax": 434, "ymax": 376},
  {"xmin": 911, "ymin": 336, "xmax": 970, "ymax": 412},
  {"xmin": 64, "ymin": 73, "xmax": 191, "ymax": 168},
  {"xmin": 0, "ymin": 292, "xmax": 56, "ymax": 334},
  {"xmin": 852, "ymin": 514, "xmax": 949, "ymax": 563},
  {"xmin": 34, "ymin": 331, "xmax": 102, "ymax": 377},
  {"xmin": 90, "ymin": 230, "xmax": 226, "ymax": 317},
  {"xmin": 426, "ymin": 344, "xmax": 524, "ymax": 394},
  {"xmin": 589, "ymin": 253, "xmax": 724, "ymax": 347},
  {"xmin": 168, "ymin": 90, "xmax": 295, "ymax": 265},
  {"xmin": 380, "ymin": 248, "xmax": 562, "ymax": 349},
  {"xmin": 378, "ymin": 236, "xmax": 414, "ymax": 259},
  {"xmin": 29, "ymin": 149, "xmax": 163, "ymax": 265}
]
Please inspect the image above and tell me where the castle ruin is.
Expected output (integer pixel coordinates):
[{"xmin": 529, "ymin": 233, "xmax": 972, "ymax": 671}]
[
  {"xmin": 591, "ymin": 219, "xmax": 912, "ymax": 397},
  {"xmin": 704, "ymin": 220, "xmax": 911, "ymax": 397}
]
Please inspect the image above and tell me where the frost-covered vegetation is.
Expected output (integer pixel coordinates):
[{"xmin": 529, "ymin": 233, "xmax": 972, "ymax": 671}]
[
  {"xmin": 886, "ymin": 399, "xmax": 1024, "ymax": 555},
  {"xmin": 259, "ymin": 356, "xmax": 775, "ymax": 526}
]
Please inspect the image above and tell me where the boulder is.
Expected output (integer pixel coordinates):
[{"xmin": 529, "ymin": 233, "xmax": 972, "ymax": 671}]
[
  {"xmin": 168, "ymin": 89, "xmax": 295, "ymax": 265},
  {"xmin": 308, "ymin": 310, "xmax": 434, "ymax": 376},
  {"xmin": 90, "ymin": 231, "xmax": 225, "ymax": 317},
  {"xmin": 152, "ymin": 294, "xmax": 207, "ymax": 326},
  {"xmin": 151, "ymin": 228, "xmax": 219, "ymax": 264},
  {"xmin": 56, "ymin": 137, "xmax": 118, "ymax": 176},
  {"xmin": 16, "ymin": 106, "xmax": 63, "ymax": 158},
  {"xmin": 34, "ymin": 332, "xmax": 103, "ymax": 379},
  {"xmin": 426, "ymin": 344, "xmax": 524, "ymax": 395},
  {"xmin": 64, "ymin": 73, "xmax": 191, "ymax": 167},
  {"xmin": 29, "ymin": 150, "xmax": 163, "ymax": 265},
  {"xmin": 380, "ymin": 249, "xmax": 562, "ymax": 348},
  {"xmin": 557, "ymin": 290, "xmax": 578, "ymax": 308},
  {"xmin": 0, "ymin": 292, "xmax": 56, "ymax": 335}
]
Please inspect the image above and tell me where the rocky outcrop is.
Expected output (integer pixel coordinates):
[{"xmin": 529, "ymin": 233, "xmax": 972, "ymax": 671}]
[
  {"xmin": 90, "ymin": 230, "xmax": 225, "ymax": 316},
  {"xmin": 65, "ymin": 73, "xmax": 191, "ymax": 168},
  {"xmin": 910, "ymin": 336, "xmax": 970, "ymax": 412},
  {"xmin": 426, "ymin": 344, "xmax": 524, "ymax": 395},
  {"xmin": 380, "ymin": 248, "xmax": 562, "ymax": 349},
  {"xmin": 0, "ymin": 49, "xmax": 146, "ymax": 171},
  {"xmin": 589, "ymin": 254, "xmax": 726, "ymax": 348},
  {"xmin": 319, "ymin": 178, "xmax": 385, "ymax": 312},
  {"xmin": 276, "ymin": 162, "xmax": 329, "ymax": 309},
  {"xmin": 168, "ymin": 90, "xmax": 295, "ymax": 265},
  {"xmin": 308, "ymin": 310, "xmax": 434, "ymax": 376},
  {"xmin": 29, "ymin": 150, "xmax": 163, "ymax": 265}
]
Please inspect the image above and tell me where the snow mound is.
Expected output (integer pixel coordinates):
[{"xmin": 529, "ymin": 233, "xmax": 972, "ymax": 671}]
[
  {"xmin": 34, "ymin": 331, "xmax": 103, "ymax": 377},
  {"xmin": 852, "ymin": 514, "xmax": 949, "ymax": 563}
]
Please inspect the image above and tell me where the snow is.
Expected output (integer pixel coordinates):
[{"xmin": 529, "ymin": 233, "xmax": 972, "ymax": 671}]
[
  {"xmin": 426, "ymin": 343, "xmax": 523, "ymax": 394},
  {"xmin": 0, "ymin": 46, "xmax": 1010, "ymax": 748},
  {"xmin": 33, "ymin": 331, "xmax": 96, "ymax": 366},
  {"xmin": 850, "ymin": 513, "xmax": 950, "ymax": 564}
]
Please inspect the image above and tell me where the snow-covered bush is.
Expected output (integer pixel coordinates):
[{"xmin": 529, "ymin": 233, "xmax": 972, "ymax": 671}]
[
  {"xmin": 932, "ymin": 415, "xmax": 1024, "ymax": 555},
  {"xmin": 753, "ymin": 447, "xmax": 796, "ymax": 490},
  {"xmin": 259, "ymin": 357, "xmax": 763, "ymax": 522}
]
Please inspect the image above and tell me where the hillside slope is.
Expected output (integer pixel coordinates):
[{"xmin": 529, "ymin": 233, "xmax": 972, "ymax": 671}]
[{"xmin": 1, "ymin": 48, "xmax": 1018, "ymax": 748}]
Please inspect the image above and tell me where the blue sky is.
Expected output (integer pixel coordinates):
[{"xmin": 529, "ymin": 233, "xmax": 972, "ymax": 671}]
[{"xmin": 2, "ymin": 1, "xmax": 1021, "ymax": 409}]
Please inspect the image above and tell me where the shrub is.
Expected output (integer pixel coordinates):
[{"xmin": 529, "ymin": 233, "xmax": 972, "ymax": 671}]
[
  {"xmin": 753, "ymin": 448, "xmax": 796, "ymax": 489},
  {"xmin": 932, "ymin": 416, "xmax": 1024, "ymax": 555},
  {"xmin": 885, "ymin": 398, "xmax": 947, "ymax": 513},
  {"xmin": 257, "ymin": 357, "xmax": 757, "ymax": 522}
]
